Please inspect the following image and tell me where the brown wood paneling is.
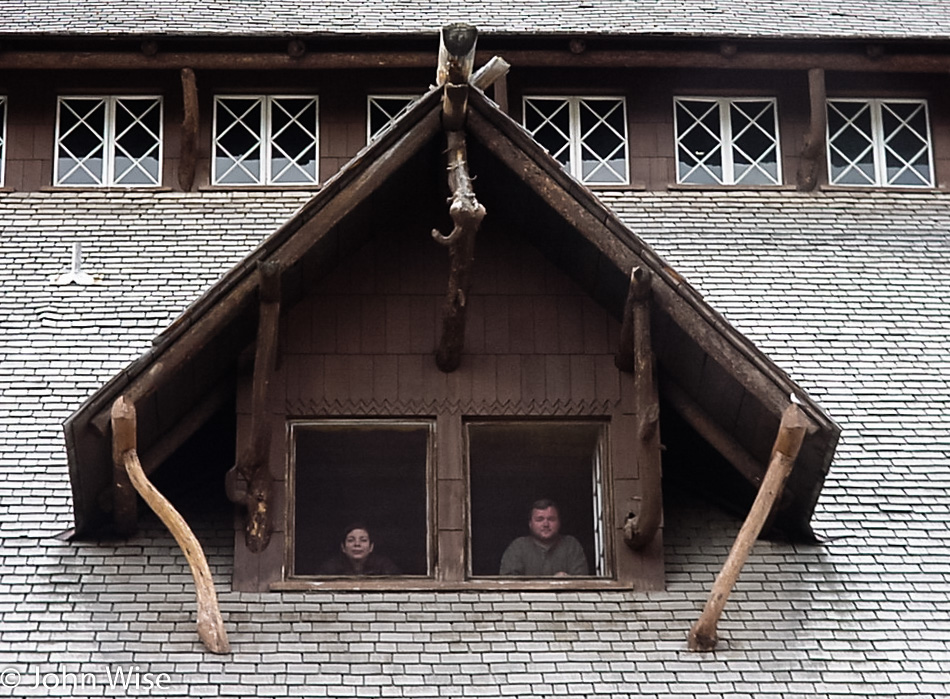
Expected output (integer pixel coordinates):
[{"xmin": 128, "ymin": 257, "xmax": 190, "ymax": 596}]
[
  {"xmin": 569, "ymin": 355, "xmax": 597, "ymax": 403},
  {"xmin": 372, "ymin": 355, "xmax": 398, "ymax": 403},
  {"xmin": 285, "ymin": 300, "xmax": 311, "ymax": 355},
  {"xmin": 385, "ymin": 295, "xmax": 412, "ymax": 353},
  {"xmin": 594, "ymin": 355, "xmax": 621, "ymax": 405},
  {"xmin": 360, "ymin": 297, "xmax": 387, "ymax": 353},
  {"xmin": 397, "ymin": 354, "xmax": 424, "ymax": 400},
  {"xmin": 324, "ymin": 355, "xmax": 348, "ymax": 400},
  {"xmin": 334, "ymin": 294, "xmax": 362, "ymax": 354},
  {"xmin": 409, "ymin": 295, "xmax": 437, "ymax": 354},
  {"xmin": 508, "ymin": 296, "xmax": 536, "ymax": 353},
  {"xmin": 557, "ymin": 295, "xmax": 585, "ymax": 354},
  {"xmin": 463, "ymin": 293, "xmax": 487, "ymax": 354},
  {"xmin": 545, "ymin": 355, "xmax": 572, "ymax": 402},
  {"xmin": 483, "ymin": 295, "xmax": 510, "ymax": 354},
  {"xmin": 521, "ymin": 355, "xmax": 546, "ymax": 403},
  {"xmin": 533, "ymin": 295, "xmax": 559, "ymax": 354},
  {"xmin": 310, "ymin": 296, "xmax": 337, "ymax": 354},
  {"xmin": 496, "ymin": 355, "xmax": 523, "ymax": 404},
  {"xmin": 349, "ymin": 355, "xmax": 374, "ymax": 402},
  {"xmin": 470, "ymin": 355, "xmax": 497, "ymax": 404}
]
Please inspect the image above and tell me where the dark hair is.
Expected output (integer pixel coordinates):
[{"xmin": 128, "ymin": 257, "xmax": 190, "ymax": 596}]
[
  {"xmin": 529, "ymin": 498, "xmax": 559, "ymax": 517},
  {"xmin": 340, "ymin": 522, "xmax": 373, "ymax": 544}
]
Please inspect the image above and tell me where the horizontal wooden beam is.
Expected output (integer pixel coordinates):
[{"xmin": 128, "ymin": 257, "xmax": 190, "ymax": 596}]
[{"xmin": 3, "ymin": 47, "xmax": 950, "ymax": 73}]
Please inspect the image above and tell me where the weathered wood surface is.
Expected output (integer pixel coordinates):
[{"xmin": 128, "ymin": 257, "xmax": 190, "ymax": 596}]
[
  {"xmin": 110, "ymin": 395, "xmax": 138, "ymax": 535},
  {"xmin": 4, "ymin": 47, "xmax": 950, "ymax": 73},
  {"xmin": 471, "ymin": 55, "xmax": 511, "ymax": 91},
  {"xmin": 617, "ymin": 267, "xmax": 662, "ymax": 550},
  {"xmin": 236, "ymin": 260, "xmax": 281, "ymax": 553},
  {"xmin": 437, "ymin": 23, "xmax": 478, "ymax": 85},
  {"xmin": 433, "ymin": 131, "xmax": 486, "ymax": 372},
  {"xmin": 687, "ymin": 403, "xmax": 807, "ymax": 652},
  {"xmin": 111, "ymin": 396, "xmax": 230, "ymax": 654},
  {"xmin": 178, "ymin": 67, "xmax": 199, "ymax": 192},
  {"xmin": 796, "ymin": 68, "xmax": 827, "ymax": 192}
]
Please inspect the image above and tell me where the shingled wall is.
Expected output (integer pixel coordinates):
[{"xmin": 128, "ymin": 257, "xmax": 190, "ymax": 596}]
[{"xmin": 1, "ymin": 190, "xmax": 948, "ymax": 696}]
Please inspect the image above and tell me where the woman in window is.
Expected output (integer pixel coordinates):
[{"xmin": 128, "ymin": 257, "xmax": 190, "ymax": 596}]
[{"xmin": 317, "ymin": 523, "xmax": 400, "ymax": 576}]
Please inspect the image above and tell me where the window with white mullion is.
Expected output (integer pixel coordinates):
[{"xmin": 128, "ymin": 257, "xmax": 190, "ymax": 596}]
[
  {"xmin": 524, "ymin": 96, "xmax": 628, "ymax": 185},
  {"xmin": 367, "ymin": 95, "xmax": 419, "ymax": 142},
  {"xmin": 55, "ymin": 96, "xmax": 162, "ymax": 187},
  {"xmin": 214, "ymin": 95, "xmax": 318, "ymax": 186},
  {"xmin": 675, "ymin": 97, "xmax": 780, "ymax": 186},
  {"xmin": 827, "ymin": 98, "xmax": 933, "ymax": 187}
]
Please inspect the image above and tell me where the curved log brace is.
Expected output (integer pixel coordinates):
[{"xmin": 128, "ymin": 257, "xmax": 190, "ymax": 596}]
[
  {"xmin": 688, "ymin": 403, "xmax": 807, "ymax": 652},
  {"xmin": 111, "ymin": 397, "xmax": 230, "ymax": 654},
  {"xmin": 618, "ymin": 267, "xmax": 663, "ymax": 550}
]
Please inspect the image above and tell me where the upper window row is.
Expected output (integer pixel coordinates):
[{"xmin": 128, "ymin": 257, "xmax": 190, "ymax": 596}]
[
  {"xmin": 20, "ymin": 94, "xmax": 935, "ymax": 189},
  {"xmin": 528, "ymin": 95, "xmax": 934, "ymax": 188}
]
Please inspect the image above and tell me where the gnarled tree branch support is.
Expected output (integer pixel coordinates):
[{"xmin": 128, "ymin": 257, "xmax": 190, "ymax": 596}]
[
  {"xmin": 433, "ymin": 24, "xmax": 487, "ymax": 373},
  {"xmin": 796, "ymin": 68, "xmax": 826, "ymax": 191},
  {"xmin": 688, "ymin": 403, "xmax": 807, "ymax": 651},
  {"xmin": 617, "ymin": 267, "xmax": 662, "ymax": 549},
  {"xmin": 111, "ymin": 396, "xmax": 230, "ymax": 654}
]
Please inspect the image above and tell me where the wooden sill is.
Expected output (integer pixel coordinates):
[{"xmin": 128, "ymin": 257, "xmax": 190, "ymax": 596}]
[
  {"xmin": 197, "ymin": 184, "xmax": 322, "ymax": 192},
  {"xmin": 271, "ymin": 577, "xmax": 636, "ymax": 592},
  {"xmin": 666, "ymin": 183, "xmax": 796, "ymax": 192},
  {"xmin": 818, "ymin": 184, "xmax": 940, "ymax": 193},
  {"xmin": 39, "ymin": 186, "xmax": 174, "ymax": 192}
]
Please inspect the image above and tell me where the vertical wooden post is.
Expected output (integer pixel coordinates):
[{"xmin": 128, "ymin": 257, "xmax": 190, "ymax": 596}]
[
  {"xmin": 688, "ymin": 403, "xmax": 807, "ymax": 651},
  {"xmin": 178, "ymin": 67, "xmax": 199, "ymax": 192},
  {"xmin": 111, "ymin": 395, "xmax": 138, "ymax": 535},
  {"xmin": 111, "ymin": 396, "xmax": 230, "ymax": 654},
  {"xmin": 236, "ymin": 260, "xmax": 281, "ymax": 552},
  {"xmin": 796, "ymin": 68, "xmax": 826, "ymax": 192},
  {"xmin": 433, "ymin": 24, "xmax": 486, "ymax": 373},
  {"xmin": 617, "ymin": 267, "xmax": 662, "ymax": 549}
]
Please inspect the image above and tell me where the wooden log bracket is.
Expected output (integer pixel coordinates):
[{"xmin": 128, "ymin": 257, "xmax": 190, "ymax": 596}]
[
  {"xmin": 616, "ymin": 267, "xmax": 663, "ymax": 549},
  {"xmin": 228, "ymin": 260, "xmax": 282, "ymax": 552},
  {"xmin": 178, "ymin": 67, "xmax": 199, "ymax": 192},
  {"xmin": 687, "ymin": 403, "xmax": 807, "ymax": 652},
  {"xmin": 796, "ymin": 68, "xmax": 827, "ymax": 192},
  {"xmin": 111, "ymin": 396, "xmax": 230, "ymax": 654},
  {"xmin": 433, "ymin": 24, "xmax": 487, "ymax": 373}
]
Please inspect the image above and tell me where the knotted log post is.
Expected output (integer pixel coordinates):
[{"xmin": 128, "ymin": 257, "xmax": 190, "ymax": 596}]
[
  {"xmin": 688, "ymin": 403, "xmax": 807, "ymax": 651},
  {"xmin": 796, "ymin": 68, "xmax": 826, "ymax": 192},
  {"xmin": 178, "ymin": 67, "xmax": 199, "ymax": 191},
  {"xmin": 433, "ymin": 24, "xmax": 486, "ymax": 373},
  {"xmin": 231, "ymin": 260, "xmax": 281, "ymax": 552},
  {"xmin": 616, "ymin": 267, "xmax": 662, "ymax": 549},
  {"xmin": 111, "ymin": 396, "xmax": 230, "ymax": 654}
]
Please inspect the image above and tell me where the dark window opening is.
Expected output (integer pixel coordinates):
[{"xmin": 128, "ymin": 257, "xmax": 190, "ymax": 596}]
[
  {"xmin": 292, "ymin": 421, "xmax": 430, "ymax": 577},
  {"xmin": 468, "ymin": 421, "xmax": 607, "ymax": 577}
]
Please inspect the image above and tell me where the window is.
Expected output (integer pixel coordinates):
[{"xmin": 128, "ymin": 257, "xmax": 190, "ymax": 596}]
[
  {"xmin": 0, "ymin": 96, "xmax": 6, "ymax": 187},
  {"xmin": 467, "ymin": 421, "xmax": 608, "ymax": 578},
  {"xmin": 367, "ymin": 95, "xmax": 418, "ymax": 142},
  {"xmin": 55, "ymin": 96, "xmax": 162, "ymax": 187},
  {"xmin": 213, "ymin": 95, "xmax": 318, "ymax": 186},
  {"xmin": 827, "ymin": 99, "xmax": 933, "ymax": 187},
  {"xmin": 523, "ymin": 96, "xmax": 629, "ymax": 184},
  {"xmin": 290, "ymin": 420, "xmax": 431, "ymax": 577},
  {"xmin": 674, "ymin": 97, "xmax": 782, "ymax": 185}
]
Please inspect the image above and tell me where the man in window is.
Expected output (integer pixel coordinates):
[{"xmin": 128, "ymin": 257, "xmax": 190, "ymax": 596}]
[{"xmin": 499, "ymin": 499, "xmax": 589, "ymax": 576}]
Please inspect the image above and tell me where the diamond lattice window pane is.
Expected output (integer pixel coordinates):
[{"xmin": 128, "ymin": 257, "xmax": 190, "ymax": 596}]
[
  {"xmin": 113, "ymin": 98, "xmax": 162, "ymax": 186},
  {"xmin": 368, "ymin": 96, "xmax": 417, "ymax": 141},
  {"xmin": 730, "ymin": 101, "xmax": 779, "ymax": 185},
  {"xmin": 579, "ymin": 99, "xmax": 626, "ymax": 184},
  {"xmin": 675, "ymin": 100, "xmax": 723, "ymax": 184},
  {"xmin": 56, "ymin": 98, "xmax": 107, "ymax": 186},
  {"xmin": 828, "ymin": 101, "xmax": 875, "ymax": 185},
  {"xmin": 882, "ymin": 102, "xmax": 931, "ymax": 186},
  {"xmin": 270, "ymin": 98, "xmax": 318, "ymax": 184},
  {"xmin": 214, "ymin": 98, "xmax": 263, "ymax": 185},
  {"xmin": 524, "ymin": 98, "xmax": 572, "ymax": 169}
]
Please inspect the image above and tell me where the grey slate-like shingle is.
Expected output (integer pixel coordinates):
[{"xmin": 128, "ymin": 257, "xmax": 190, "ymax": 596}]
[
  {"xmin": 4, "ymin": 0, "xmax": 950, "ymax": 39},
  {"xmin": 1, "ymin": 189, "xmax": 949, "ymax": 696}
]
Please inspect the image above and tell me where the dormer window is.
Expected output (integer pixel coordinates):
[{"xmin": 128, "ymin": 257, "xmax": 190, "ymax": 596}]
[
  {"xmin": 674, "ymin": 97, "xmax": 782, "ymax": 186},
  {"xmin": 213, "ymin": 95, "xmax": 319, "ymax": 186},
  {"xmin": 54, "ymin": 96, "xmax": 163, "ymax": 187},
  {"xmin": 827, "ymin": 98, "xmax": 933, "ymax": 187},
  {"xmin": 523, "ymin": 96, "xmax": 629, "ymax": 185}
]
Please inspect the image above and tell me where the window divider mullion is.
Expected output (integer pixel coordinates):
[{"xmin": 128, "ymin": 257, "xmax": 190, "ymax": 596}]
[
  {"xmin": 720, "ymin": 99, "xmax": 735, "ymax": 185},
  {"xmin": 569, "ymin": 98, "xmax": 582, "ymax": 180},
  {"xmin": 871, "ymin": 99, "xmax": 886, "ymax": 186},
  {"xmin": 103, "ymin": 97, "xmax": 115, "ymax": 186}
]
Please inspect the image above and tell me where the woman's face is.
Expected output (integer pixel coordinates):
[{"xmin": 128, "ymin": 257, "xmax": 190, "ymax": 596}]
[{"xmin": 341, "ymin": 528, "xmax": 374, "ymax": 562}]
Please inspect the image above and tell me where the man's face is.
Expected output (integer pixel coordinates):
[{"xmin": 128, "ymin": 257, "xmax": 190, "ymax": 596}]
[{"xmin": 528, "ymin": 506, "xmax": 561, "ymax": 543}]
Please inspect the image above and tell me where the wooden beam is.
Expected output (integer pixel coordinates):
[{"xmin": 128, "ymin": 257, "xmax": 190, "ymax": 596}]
[
  {"xmin": 178, "ymin": 68, "xmax": 199, "ymax": 192},
  {"xmin": 235, "ymin": 260, "xmax": 281, "ymax": 553},
  {"xmin": 661, "ymin": 376, "xmax": 764, "ymax": 488},
  {"xmin": 618, "ymin": 267, "xmax": 663, "ymax": 550},
  {"xmin": 687, "ymin": 403, "xmax": 807, "ymax": 652},
  {"xmin": 110, "ymin": 394, "xmax": 138, "ymax": 536},
  {"xmin": 437, "ymin": 23, "xmax": 478, "ymax": 85},
  {"xmin": 471, "ymin": 55, "xmax": 511, "ymax": 91},
  {"xmin": 4, "ymin": 47, "xmax": 950, "ymax": 74},
  {"xmin": 796, "ymin": 68, "xmax": 827, "ymax": 192},
  {"xmin": 432, "ymin": 130, "xmax": 486, "ymax": 372},
  {"xmin": 111, "ymin": 396, "xmax": 230, "ymax": 654}
]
